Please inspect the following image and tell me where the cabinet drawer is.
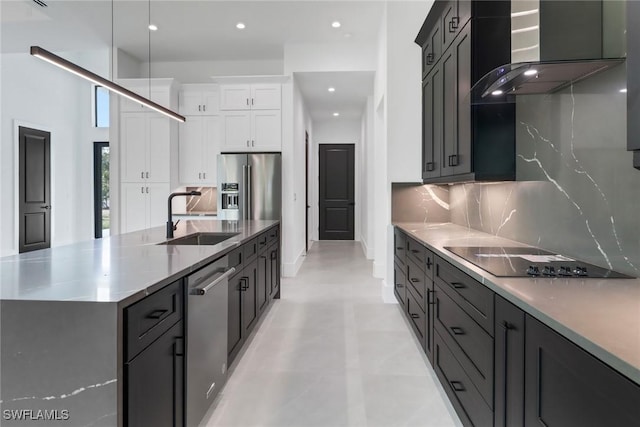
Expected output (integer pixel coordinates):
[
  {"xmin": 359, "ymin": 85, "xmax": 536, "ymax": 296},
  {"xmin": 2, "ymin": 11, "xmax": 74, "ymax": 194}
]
[
  {"xmin": 435, "ymin": 256, "xmax": 494, "ymax": 335},
  {"xmin": 407, "ymin": 237, "xmax": 427, "ymax": 267},
  {"xmin": 256, "ymin": 232, "xmax": 269, "ymax": 253},
  {"xmin": 406, "ymin": 257, "xmax": 427, "ymax": 313},
  {"xmin": 435, "ymin": 284, "xmax": 494, "ymax": 407},
  {"xmin": 266, "ymin": 225, "xmax": 279, "ymax": 245},
  {"xmin": 394, "ymin": 228, "xmax": 407, "ymax": 266},
  {"xmin": 434, "ymin": 330, "xmax": 493, "ymax": 427},
  {"xmin": 125, "ymin": 280, "xmax": 184, "ymax": 361},
  {"xmin": 228, "ymin": 246, "xmax": 243, "ymax": 270},
  {"xmin": 406, "ymin": 289, "xmax": 426, "ymax": 351},
  {"xmin": 244, "ymin": 238, "xmax": 258, "ymax": 263},
  {"xmin": 393, "ymin": 261, "xmax": 407, "ymax": 308}
]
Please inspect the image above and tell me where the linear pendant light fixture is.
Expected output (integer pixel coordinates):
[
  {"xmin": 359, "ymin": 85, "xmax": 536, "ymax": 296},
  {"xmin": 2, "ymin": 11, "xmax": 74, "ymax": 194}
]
[{"xmin": 30, "ymin": 46, "xmax": 186, "ymax": 122}]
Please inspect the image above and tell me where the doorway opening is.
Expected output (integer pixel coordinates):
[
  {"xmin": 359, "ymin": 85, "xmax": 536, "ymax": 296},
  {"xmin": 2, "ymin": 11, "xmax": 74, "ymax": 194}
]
[
  {"xmin": 93, "ymin": 142, "xmax": 110, "ymax": 238},
  {"xmin": 318, "ymin": 144, "xmax": 355, "ymax": 240}
]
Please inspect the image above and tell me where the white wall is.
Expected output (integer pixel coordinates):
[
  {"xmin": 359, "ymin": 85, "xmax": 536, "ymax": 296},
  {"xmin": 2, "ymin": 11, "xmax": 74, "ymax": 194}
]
[
  {"xmin": 145, "ymin": 59, "xmax": 284, "ymax": 83},
  {"xmin": 313, "ymin": 119, "xmax": 361, "ymax": 143},
  {"xmin": 284, "ymin": 42, "xmax": 377, "ymax": 74},
  {"xmin": 0, "ymin": 49, "xmax": 110, "ymax": 256},
  {"xmin": 360, "ymin": 96, "xmax": 375, "ymax": 259}
]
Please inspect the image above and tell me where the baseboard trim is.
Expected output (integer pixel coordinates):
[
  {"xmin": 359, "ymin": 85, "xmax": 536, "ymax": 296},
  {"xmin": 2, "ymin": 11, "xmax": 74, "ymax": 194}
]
[
  {"xmin": 381, "ymin": 279, "xmax": 396, "ymax": 303},
  {"xmin": 373, "ymin": 260, "xmax": 385, "ymax": 279},
  {"xmin": 360, "ymin": 238, "xmax": 374, "ymax": 260},
  {"xmin": 282, "ymin": 248, "xmax": 306, "ymax": 277}
]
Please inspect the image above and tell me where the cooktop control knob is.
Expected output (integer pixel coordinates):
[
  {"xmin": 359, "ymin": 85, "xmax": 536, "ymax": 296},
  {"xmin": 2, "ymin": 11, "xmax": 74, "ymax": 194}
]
[
  {"xmin": 573, "ymin": 266, "xmax": 588, "ymax": 276},
  {"xmin": 543, "ymin": 266, "xmax": 556, "ymax": 276},
  {"xmin": 526, "ymin": 265, "xmax": 540, "ymax": 276},
  {"xmin": 558, "ymin": 266, "xmax": 573, "ymax": 276}
]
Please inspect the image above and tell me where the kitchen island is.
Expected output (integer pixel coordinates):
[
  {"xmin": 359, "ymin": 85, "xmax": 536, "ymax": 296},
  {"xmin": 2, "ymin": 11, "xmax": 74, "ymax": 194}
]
[{"xmin": 0, "ymin": 219, "xmax": 279, "ymax": 427}]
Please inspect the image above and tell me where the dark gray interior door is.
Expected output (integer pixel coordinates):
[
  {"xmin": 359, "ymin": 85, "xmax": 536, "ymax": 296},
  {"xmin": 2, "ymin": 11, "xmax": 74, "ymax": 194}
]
[
  {"xmin": 19, "ymin": 126, "xmax": 51, "ymax": 253},
  {"xmin": 319, "ymin": 144, "xmax": 354, "ymax": 240}
]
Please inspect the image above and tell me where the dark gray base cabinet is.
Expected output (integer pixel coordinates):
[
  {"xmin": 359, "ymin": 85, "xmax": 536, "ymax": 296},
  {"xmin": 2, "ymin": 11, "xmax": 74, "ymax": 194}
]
[
  {"xmin": 227, "ymin": 226, "xmax": 280, "ymax": 366},
  {"xmin": 525, "ymin": 316, "xmax": 640, "ymax": 427}
]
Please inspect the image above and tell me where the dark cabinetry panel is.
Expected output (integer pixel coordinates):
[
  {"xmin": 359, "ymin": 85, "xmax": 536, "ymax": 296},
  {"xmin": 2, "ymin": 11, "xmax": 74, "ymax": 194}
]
[
  {"xmin": 393, "ymin": 261, "xmax": 407, "ymax": 308},
  {"xmin": 494, "ymin": 295, "xmax": 525, "ymax": 427},
  {"xmin": 525, "ymin": 316, "xmax": 640, "ymax": 427},
  {"xmin": 417, "ymin": 1, "xmax": 514, "ymax": 183},
  {"xmin": 242, "ymin": 259, "xmax": 258, "ymax": 335},
  {"xmin": 126, "ymin": 321, "xmax": 184, "ymax": 427},
  {"xmin": 628, "ymin": 0, "xmax": 640, "ymax": 168},
  {"xmin": 227, "ymin": 271, "xmax": 244, "ymax": 364}
]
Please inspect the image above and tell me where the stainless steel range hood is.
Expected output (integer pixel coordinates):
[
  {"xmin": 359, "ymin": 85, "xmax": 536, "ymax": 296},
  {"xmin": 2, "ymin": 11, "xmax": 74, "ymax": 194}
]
[{"xmin": 471, "ymin": 0, "xmax": 626, "ymax": 102}]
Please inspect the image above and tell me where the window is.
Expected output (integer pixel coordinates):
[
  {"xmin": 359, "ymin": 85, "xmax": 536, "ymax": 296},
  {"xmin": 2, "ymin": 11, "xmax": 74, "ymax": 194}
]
[{"xmin": 94, "ymin": 85, "xmax": 110, "ymax": 128}]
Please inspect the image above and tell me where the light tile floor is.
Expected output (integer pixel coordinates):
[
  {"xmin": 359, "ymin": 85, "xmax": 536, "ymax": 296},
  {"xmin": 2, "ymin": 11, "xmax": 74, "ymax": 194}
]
[{"xmin": 202, "ymin": 241, "xmax": 462, "ymax": 427}]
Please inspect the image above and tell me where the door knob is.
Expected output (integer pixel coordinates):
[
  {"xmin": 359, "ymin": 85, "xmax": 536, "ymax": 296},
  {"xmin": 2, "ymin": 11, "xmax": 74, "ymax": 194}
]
[{"xmin": 40, "ymin": 205, "xmax": 50, "ymax": 209}]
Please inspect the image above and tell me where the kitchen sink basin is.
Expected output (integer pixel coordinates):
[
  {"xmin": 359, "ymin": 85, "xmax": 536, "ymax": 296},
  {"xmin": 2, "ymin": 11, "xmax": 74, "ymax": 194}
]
[{"xmin": 159, "ymin": 232, "xmax": 239, "ymax": 246}]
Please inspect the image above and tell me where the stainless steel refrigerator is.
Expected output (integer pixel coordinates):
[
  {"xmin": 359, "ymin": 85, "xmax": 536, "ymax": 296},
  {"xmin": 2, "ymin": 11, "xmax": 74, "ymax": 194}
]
[{"xmin": 217, "ymin": 153, "xmax": 281, "ymax": 220}]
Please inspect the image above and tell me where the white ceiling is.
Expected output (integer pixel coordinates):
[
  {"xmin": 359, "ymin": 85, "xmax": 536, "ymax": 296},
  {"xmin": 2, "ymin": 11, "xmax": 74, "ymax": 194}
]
[{"xmin": 2, "ymin": 0, "xmax": 384, "ymax": 123}]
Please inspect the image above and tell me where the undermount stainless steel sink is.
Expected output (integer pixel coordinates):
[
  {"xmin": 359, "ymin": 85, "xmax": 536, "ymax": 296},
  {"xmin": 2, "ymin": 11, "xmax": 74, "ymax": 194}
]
[{"xmin": 159, "ymin": 232, "xmax": 239, "ymax": 246}]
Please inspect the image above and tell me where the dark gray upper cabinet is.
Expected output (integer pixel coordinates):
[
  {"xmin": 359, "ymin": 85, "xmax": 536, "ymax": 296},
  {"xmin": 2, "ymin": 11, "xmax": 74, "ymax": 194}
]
[
  {"xmin": 628, "ymin": 0, "xmax": 640, "ymax": 169},
  {"xmin": 416, "ymin": 1, "xmax": 515, "ymax": 184}
]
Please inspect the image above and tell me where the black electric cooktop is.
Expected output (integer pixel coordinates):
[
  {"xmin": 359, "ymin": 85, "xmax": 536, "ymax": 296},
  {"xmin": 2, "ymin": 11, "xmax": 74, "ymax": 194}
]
[{"xmin": 444, "ymin": 246, "xmax": 634, "ymax": 278}]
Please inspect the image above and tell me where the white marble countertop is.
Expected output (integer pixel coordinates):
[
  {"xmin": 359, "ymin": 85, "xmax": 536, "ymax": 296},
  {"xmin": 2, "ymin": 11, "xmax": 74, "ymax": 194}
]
[
  {"xmin": 395, "ymin": 222, "xmax": 640, "ymax": 385},
  {"xmin": 0, "ymin": 220, "xmax": 278, "ymax": 305}
]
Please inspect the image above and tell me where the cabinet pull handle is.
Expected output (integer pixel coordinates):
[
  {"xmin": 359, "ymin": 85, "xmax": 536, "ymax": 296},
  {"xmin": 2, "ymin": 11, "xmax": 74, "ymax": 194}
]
[
  {"xmin": 451, "ymin": 282, "xmax": 465, "ymax": 289},
  {"xmin": 198, "ymin": 105, "xmax": 201, "ymax": 112},
  {"xmin": 396, "ymin": 246, "xmax": 404, "ymax": 250},
  {"xmin": 427, "ymin": 289, "xmax": 435, "ymax": 305},
  {"xmin": 203, "ymin": 105, "xmax": 206, "ymax": 112},
  {"xmin": 411, "ymin": 249, "xmax": 420, "ymax": 254},
  {"xmin": 141, "ymin": 171, "xmax": 144, "ymax": 179},
  {"xmin": 425, "ymin": 161, "xmax": 435, "ymax": 172},
  {"xmin": 426, "ymin": 258, "xmax": 432, "ymax": 269},
  {"xmin": 140, "ymin": 187, "xmax": 144, "ymax": 194},
  {"xmin": 251, "ymin": 98, "xmax": 254, "ymax": 105},
  {"xmin": 146, "ymin": 172, "xmax": 149, "ymax": 179},
  {"xmin": 397, "ymin": 283, "xmax": 404, "ymax": 288},
  {"xmin": 450, "ymin": 380, "xmax": 465, "ymax": 392},
  {"xmin": 426, "ymin": 53, "xmax": 434, "ymax": 65},
  {"xmin": 199, "ymin": 173, "xmax": 202, "ymax": 179},
  {"xmin": 448, "ymin": 154, "xmax": 459, "ymax": 167},
  {"xmin": 147, "ymin": 309, "xmax": 168, "ymax": 319},
  {"xmin": 247, "ymin": 140, "xmax": 250, "ymax": 147},
  {"xmin": 410, "ymin": 313, "xmax": 420, "ymax": 319},
  {"xmin": 146, "ymin": 187, "xmax": 149, "ymax": 193},
  {"xmin": 410, "ymin": 278, "xmax": 420, "ymax": 283},
  {"xmin": 246, "ymin": 98, "xmax": 249, "ymax": 106},
  {"xmin": 252, "ymin": 140, "xmax": 255, "ymax": 147},
  {"xmin": 203, "ymin": 172, "xmax": 206, "ymax": 179},
  {"xmin": 240, "ymin": 278, "xmax": 249, "ymax": 291},
  {"xmin": 450, "ymin": 326, "xmax": 465, "ymax": 335}
]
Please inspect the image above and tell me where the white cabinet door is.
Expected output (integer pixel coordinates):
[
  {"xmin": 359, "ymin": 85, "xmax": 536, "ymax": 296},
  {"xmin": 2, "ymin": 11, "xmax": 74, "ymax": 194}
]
[
  {"xmin": 220, "ymin": 85, "xmax": 251, "ymax": 110},
  {"xmin": 201, "ymin": 116, "xmax": 221, "ymax": 184},
  {"xmin": 178, "ymin": 89, "xmax": 203, "ymax": 116},
  {"xmin": 252, "ymin": 110, "xmax": 282, "ymax": 151},
  {"xmin": 222, "ymin": 111, "xmax": 252, "ymax": 151},
  {"xmin": 178, "ymin": 117, "xmax": 203, "ymax": 184},
  {"xmin": 121, "ymin": 88, "xmax": 170, "ymax": 113},
  {"xmin": 121, "ymin": 183, "xmax": 148, "ymax": 233},
  {"xmin": 202, "ymin": 89, "xmax": 220, "ymax": 115},
  {"xmin": 251, "ymin": 84, "xmax": 281, "ymax": 110},
  {"xmin": 121, "ymin": 113, "xmax": 147, "ymax": 182},
  {"xmin": 147, "ymin": 183, "xmax": 169, "ymax": 228},
  {"xmin": 147, "ymin": 116, "xmax": 171, "ymax": 182}
]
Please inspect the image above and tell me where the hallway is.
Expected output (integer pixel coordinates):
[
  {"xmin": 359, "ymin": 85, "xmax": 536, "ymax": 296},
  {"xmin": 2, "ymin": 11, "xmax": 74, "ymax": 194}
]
[{"xmin": 204, "ymin": 241, "xmax": 461, "ymax": 427}]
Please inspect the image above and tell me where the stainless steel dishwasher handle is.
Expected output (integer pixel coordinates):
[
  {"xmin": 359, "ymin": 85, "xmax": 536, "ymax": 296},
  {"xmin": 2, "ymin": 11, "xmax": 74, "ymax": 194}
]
[{"xmin": 192, "ymin": 267, "xmax": 236, "ymax": 295}]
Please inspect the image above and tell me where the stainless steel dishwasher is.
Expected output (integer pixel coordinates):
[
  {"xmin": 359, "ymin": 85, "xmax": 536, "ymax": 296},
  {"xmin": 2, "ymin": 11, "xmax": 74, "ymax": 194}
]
[{"xmin": 186, "ymin": 256, "xmax": 235, "ymax": 427}]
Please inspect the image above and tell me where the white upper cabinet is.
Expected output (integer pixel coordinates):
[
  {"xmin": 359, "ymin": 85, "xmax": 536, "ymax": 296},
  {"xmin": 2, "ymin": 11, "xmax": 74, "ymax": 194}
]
[
  {"xmin": 220, "ymin": 83, "xmax": 281, "ymax": 110},
  {"xmin": 251, "ymin": 110, "xmax": 281, "ymax": 151},
  {"xmin": 221, "ymin": 111, "xmax": 252, "ymax": 151},
  {"xmin": 120, "ymin": 113, "xmax": 171, "ymax": 183},
  {"xmin": 178, "ymin": 116, "xmax": 221, "ymax": 185},
  {"xmin": 251, "ymin": 84, "xmax": 281, "ymax": 109},
  {"xmin": 179, "ymin": 84, "xmax": 220, "ymax": 115}
]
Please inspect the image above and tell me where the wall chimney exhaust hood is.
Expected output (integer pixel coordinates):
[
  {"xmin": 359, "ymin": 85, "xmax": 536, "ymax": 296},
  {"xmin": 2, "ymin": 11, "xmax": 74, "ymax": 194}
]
[{"xmin": 471, "ymin": 0, "xmax": 626, "ymax": 103}]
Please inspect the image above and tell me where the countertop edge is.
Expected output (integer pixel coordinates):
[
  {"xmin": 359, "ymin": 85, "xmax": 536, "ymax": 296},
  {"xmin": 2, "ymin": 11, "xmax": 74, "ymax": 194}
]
[{"xmin": 394, "ymin": 222, "xmax": 640, "ymax": 386}]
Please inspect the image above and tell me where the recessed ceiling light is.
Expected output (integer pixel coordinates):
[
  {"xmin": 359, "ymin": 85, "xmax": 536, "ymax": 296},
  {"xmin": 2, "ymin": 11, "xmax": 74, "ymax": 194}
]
[
  {"xmin": 328, "ymin": 87, "xmax": 335, "ymax": 92},
  {"xmin": 524, "ymin": 69, "xmax": 537, "ymax": 76},
  {"xmin": 148, "ymin": 24, "xmax": 158, "ymax": 31},
  {"xmin": 620, "ymin": 88, "xmax": 628, "ymax": 93},
  {"xmin": 491, "ymin": 90, "xmax": 503, "ymax": 96},
  {"xmin": 344, "ymin": 33, "xmax": 353, "ymax": 38},
  {"xmin": 236, "ymin": 22, "xmax": 246, "ymax": 30},
  {"xmin": 331, "ymin": 21, "xmax": 341, "ymax": 28},
  {"xmin": 333, "ymin": 112, "xmax": 340, "ymax": 117}
]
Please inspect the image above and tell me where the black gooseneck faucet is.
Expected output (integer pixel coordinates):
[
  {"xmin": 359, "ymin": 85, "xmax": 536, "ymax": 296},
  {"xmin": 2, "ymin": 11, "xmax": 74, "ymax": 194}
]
[{"xmin": 167, "ymin": 191, "xmax": 202, "ymax": 238}]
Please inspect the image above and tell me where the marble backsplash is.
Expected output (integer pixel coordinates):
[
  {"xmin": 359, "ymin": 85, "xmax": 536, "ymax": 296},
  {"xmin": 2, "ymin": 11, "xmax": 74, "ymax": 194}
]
[
  {"xmin": 450, "ymin": 64, "xmax": 640, "ymax": 277},
  {"xmin": 391, "ymin": 183, "xmax": 450, "ymax": 223},
  {"xmin": 186, "ymin": 187, "xmax": 217, "ymax": 213}
]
